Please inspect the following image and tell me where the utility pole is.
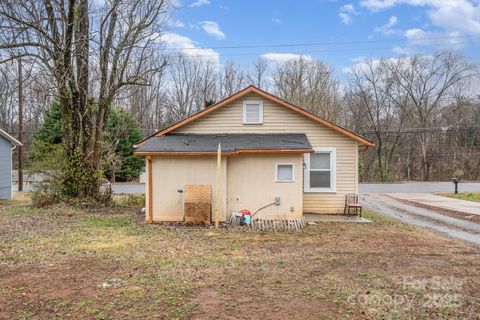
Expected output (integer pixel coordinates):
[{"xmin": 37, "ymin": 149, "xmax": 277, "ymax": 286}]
[{"xmin": 18, "ymin": 59, "xmax": 24, "ymax": 192}]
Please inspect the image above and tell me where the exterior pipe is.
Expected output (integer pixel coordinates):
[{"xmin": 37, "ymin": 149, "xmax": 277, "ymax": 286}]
[
  {"xmin": 10, "ymin": 145, "xmax": 16, "ymax": 199},
  {"xmin": 147, "ymin": 156, "xmax": 153, "ymax": 224},
  {"xmin": 215, "ymin": 143, "xmax": 221, "ymax": 228}
]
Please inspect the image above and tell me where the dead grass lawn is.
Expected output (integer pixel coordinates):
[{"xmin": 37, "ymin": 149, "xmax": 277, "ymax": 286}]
[{"xmin": 0, "ymin": 200, "xmax": 479, "ymax": 319}]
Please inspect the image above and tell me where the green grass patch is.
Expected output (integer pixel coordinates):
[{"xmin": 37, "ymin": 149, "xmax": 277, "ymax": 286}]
[
  {"xmin": 447, "ymin": 192, "xmax": 480, "ymax": 203},
  {"xmin": 362, "ymin": 209, "xmax": 397, "ymax": 223}
]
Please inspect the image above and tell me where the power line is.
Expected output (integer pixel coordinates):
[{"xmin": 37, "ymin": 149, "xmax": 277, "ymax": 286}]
[
  {"xmin": 166, "ymin": 40, "xmax": 480, "ymax": 58},
  {"xmin": 163, "ymin": 34, "xmax": 480, "ymax": 51},
  {"xmin": 362, "ymin": 127, "xmax": 480, "ymax": 134}
]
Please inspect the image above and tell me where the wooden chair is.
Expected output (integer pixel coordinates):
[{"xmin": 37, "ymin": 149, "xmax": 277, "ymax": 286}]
[{"xmin": 344, "ymin": 193, "xmax": 362, "ymax": 217}]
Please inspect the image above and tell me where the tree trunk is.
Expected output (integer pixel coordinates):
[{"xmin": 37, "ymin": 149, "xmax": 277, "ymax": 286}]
[{"xmin": 60, "ymin": 0, "xmax": 99, "ymax": 198}]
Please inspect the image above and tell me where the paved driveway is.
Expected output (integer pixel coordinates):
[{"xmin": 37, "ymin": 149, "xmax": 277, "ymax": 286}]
[
  {"xmin": 359, "ymin": 181, "xmax": 480, "ymax": 193},
  {"xmin": 361, "ymin": 194, "xmax": 480, "ymax": 245},
  {"xmin": 390, "ymin": 193, "xmax": 480, "ymax": 216}
]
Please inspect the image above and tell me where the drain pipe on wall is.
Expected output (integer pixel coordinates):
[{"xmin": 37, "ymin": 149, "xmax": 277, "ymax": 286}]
[
  {"xmin": 251, "ymin": 197, "xmax": 281, "ymax": 218},
  {"xmin": 10, "ymin": 144, "xmax": 17, "ymax": 199}
]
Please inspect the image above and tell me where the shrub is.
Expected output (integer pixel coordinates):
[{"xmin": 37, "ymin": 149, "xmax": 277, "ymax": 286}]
[
  {"xmin": 32, "ymin": 189, "xmax": 62, "ymax": 208},
  {"xmin": 114, "ymin": 194, "xmax": 145, "ymax": 207}
]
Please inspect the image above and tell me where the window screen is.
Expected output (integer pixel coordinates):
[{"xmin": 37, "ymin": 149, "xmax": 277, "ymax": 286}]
[{"xmin": 277, "ymin": 164, "xmax": 294, "ymax": 182}]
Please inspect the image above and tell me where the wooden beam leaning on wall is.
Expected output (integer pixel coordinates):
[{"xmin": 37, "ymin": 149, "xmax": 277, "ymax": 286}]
[{"xmin": 147, "ymin": 156, "xmax": 153, "ymax": 224}]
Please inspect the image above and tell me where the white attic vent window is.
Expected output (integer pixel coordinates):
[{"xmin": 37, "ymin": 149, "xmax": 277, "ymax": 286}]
[{"xmin": 242, "ymin": 100, "xmax": 263, "ymax": 124}]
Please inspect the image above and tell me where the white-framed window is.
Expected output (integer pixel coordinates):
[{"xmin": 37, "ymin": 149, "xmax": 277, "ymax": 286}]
[
  {"xmin": 242, "ymin": 100, "xmax": 263, "ymax": 124},
  {"xmin": 304, "ymin": 147, "xmax": 336, "ymax": 192},
  {"xmin": 275, "ymin": 163, "xmax": 294, "ymax": 183}
]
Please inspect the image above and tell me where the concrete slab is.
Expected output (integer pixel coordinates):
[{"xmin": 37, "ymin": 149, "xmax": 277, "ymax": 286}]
[
  {"xmin": 387, "ymin": 193, "xmax": 480, "ymax": 216},
  {"xmin": 304, "ymin": 213, "xmax": 371, "ymax": 223}
]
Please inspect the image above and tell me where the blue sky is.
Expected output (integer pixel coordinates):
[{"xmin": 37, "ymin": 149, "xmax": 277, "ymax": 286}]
[{"xmin": 164, "ymin": 0, "xmax": 480, "ymax": 78}]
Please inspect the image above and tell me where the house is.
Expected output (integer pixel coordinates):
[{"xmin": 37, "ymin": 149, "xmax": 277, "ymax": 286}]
[
  {"xmin": 0, "ymin": 128, "xmax": 22, "ymax": 200},
  {"xmin": 134, "ymin": 86, "xmax": 374, "ymax": 223}
]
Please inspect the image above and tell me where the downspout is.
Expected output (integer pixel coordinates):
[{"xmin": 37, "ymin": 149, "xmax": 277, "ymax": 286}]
[
  {"xmin": 147, "ymin": 156, "xmax": 153, "ymax": 224},
  {"xmin": 11, "ymin": 144, "xmax": 17, "ymax": 199}
]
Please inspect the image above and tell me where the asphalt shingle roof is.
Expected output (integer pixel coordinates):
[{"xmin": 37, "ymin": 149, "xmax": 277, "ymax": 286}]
[{"xmin": 136, "ymin": 133, "xmax": 312, "ymax": 153}]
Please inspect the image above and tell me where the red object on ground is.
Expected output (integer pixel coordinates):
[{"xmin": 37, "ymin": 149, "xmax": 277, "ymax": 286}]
[{"xmin": 240, "ymin": 209, "xmax": 251, "ymax": 217}]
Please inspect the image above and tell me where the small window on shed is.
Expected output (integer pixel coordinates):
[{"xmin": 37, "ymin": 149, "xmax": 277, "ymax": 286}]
[
  {"xmin": 276, "ymin": 163, "xmax": 294, "ymax": 182},
  {"xmin": 243, "ymin": 100, "xmax": 263, "ymax": 124}
]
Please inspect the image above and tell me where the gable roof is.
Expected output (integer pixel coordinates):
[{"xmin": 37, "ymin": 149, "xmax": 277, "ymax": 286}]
[
  {"xmin": 136, "ymin": 85, "xmax": 374, "ymax": 148},
  {"xmin": 0, "ymin": 128, "xmax": 22, "ymax": 146}
]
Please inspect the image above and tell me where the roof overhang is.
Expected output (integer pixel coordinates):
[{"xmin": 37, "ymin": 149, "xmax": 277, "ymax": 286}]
[
  {"xmin": 135, "ymin": 85, "xmax": 375, "ymax": 149},
  {"xmin": 0, "ymin": 128, "xmax": 22, "ymax": 146},
  {"xmin": 134, "ymin": 149, "xmax": 314, "ymax": 156}
]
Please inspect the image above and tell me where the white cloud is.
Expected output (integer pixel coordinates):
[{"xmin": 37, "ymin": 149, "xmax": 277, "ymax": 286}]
[
  {"xmin": 361, "ymin": 0, "xmax": 480, "ymax": 35},
  {"xmin": 190, "ymin": 0, "xmax": 210, "ymax": 7},
  {"xmin": 374, "ymin": 15, "xmax": 399, "ymax": 35},
  {"xmin": 342, "ymin": 56, "xmax": 399, "ymax": 74},
  {"xmin": 405, "ymin": 28, "xmax": 468, "ymax": 48},
  {"xmin": 360, "ymin": 0, "xmax": 398, "ymax": 11},
  {"xmin": 199, "ymin": 21, "xmax": 226, "ymax": 39},
  {"xmin": 169, "ymin": 19, "xmax": 185, "ymax": 28},
  {"xmin": 339, "ymin": 3, "xmax": 359, "ymax": 25},
  {"xmin": 261, "ymin": 53, "xmax": 313, "ymax": 63},
  {"xmin": 160, "ymin": 32, "xmax": 220, "ymax": 63},
  {"xmin": 390, "ymin": 28, "xmax": 468, "ymax": 54},
  {"xmin": 272, "ymin": 10, "xmax": 282, "ymax": 24},
  {"xmin": 342, "ymin": 56, "xmax": 374, "ymax": 74}
]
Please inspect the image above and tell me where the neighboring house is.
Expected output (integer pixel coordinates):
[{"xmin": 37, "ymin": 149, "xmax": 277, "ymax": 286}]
[
  {"xmin": 134, "ymin": 86, "xmax": 374, "ymax": 223},
  {"xmin": 0, "ymin": 128, "xmax": 22, "ymax": 200}
]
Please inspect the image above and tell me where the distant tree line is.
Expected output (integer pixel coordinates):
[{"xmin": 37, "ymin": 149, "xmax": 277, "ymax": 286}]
[{"xmin": 1, "ymin": 1, "xmax": 479, "ymax": 192}]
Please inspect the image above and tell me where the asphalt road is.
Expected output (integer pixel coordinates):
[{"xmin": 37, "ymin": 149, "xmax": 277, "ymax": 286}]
[
  {"xmin": 112, "ymin": 183, "xmax": 145, "ymax": 194},
  {"xmin": 14, "ymin": 181, "xmax": 480, "ymax": 194},
  {"xmin": 361, "ymin": 194, "xmax": 480, "ymax": 245}
]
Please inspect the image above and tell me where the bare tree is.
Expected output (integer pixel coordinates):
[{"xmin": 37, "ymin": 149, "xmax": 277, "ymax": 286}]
[
  {"xmin": 346, "ymin": 59, "xmax": 408, "ymax": 181},
  {"xmin": 218, "ymin": 61, "xmax": 247, "ymax": 98},
  {"xmin": 383, "ymin": 52, "xmax": 477, "ymax": 180},
  {"xmin": 0, "ymin": 0, "xmax": 170, "ymax": 196},
  {"xmin": 122, "ymin": 69, "xmax": 168, "ymax": 136},
  {"xmin": 247, "ymin": 58, "xmax": 269, "ymax": 89},
  {"xmin": 164, "ymin": 55, "xmax": 217, "ymax": 124},
  {"xmin": 273, "ymin": 57, "xmax": 342, "ymax": 121}
]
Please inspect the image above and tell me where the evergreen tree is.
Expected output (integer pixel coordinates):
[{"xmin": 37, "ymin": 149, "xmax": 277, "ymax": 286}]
[{"xmin": 31, "ymin": 103, "xmax": 144, "ymax": 182}]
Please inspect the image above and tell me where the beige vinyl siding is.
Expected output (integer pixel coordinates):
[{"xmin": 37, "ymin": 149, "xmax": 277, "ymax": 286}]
[{"xmin": 175, "ymin": 92, "xmax": 358, "ymax": 214}]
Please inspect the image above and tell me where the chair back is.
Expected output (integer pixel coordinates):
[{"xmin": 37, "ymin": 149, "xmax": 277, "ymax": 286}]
[{"xmin": 345, "ymin": 193, "xmax": 358, "ymax": 204}]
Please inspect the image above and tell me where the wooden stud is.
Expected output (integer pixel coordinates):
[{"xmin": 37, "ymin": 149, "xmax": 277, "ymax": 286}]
[{"xmin": 215, "ymin": 143, "xmax": 221, "ymax": 228}]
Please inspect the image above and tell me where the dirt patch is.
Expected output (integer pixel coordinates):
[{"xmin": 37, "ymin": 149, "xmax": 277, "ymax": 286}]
[
  {"xmin": 0, "ymin": 258, "xmax": 120, "ymax": 318},
  {"xmin": 1, "ymin": 202, "xmax": 480, "ymax": 319}
]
